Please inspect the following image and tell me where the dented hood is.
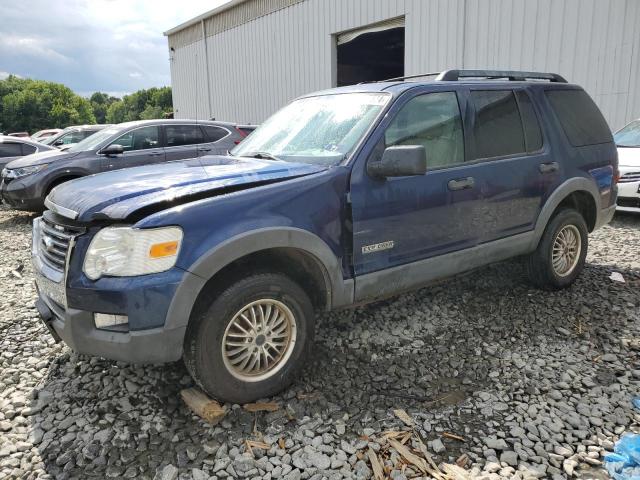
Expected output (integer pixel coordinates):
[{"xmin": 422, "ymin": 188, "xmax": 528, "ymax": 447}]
[{"xmin": 47, "ymin": 155, "xmax": 327, "ymax": 222}]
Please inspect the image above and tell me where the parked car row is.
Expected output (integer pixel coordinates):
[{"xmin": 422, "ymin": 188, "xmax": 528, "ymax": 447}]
[
  {"xmin": 21, "ymin": 69, "xmax": 624, "ymax": 403},
  {"xmin": 0, "ymin": 119, "xmax": 255, "ymax": 210}
]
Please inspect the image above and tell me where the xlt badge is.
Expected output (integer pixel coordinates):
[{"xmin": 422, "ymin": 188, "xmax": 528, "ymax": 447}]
[{"xmin": 362, "ymin": 241, "xmax": 394, "ymax": 254}]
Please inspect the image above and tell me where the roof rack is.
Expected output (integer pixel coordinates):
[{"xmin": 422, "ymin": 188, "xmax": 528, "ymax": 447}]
[
  {"xmin": 368, "ymin": 69, "xmax": 567, "ymax": 84},
  {"xmin": 436, "ymin": 69, "xmax": 567, "ymax": 83}
]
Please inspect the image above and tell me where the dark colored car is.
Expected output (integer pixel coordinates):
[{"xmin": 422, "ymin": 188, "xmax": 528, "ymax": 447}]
[
  {"xmin": 32, "ymin": 70, "xmax": 617, "ymax": 403},
  {"xmin": 0, "ymin": 135, "xmax": 55, "ymax": 171},
  {"xmin": 1, "ymin": 119, "xmax": 248, "ymax": 210},
  {"xmin": 40, "ymin": 124, "xmax": 112, "ymax": 148}
]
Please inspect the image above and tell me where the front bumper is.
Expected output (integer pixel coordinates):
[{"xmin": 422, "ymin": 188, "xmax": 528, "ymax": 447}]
[
  {"xmin": 35, "ymin": 289, "xmax": 186, "ymax": 363},
  {"xmin": 616, "ymin": 179, "xmax": 640, "ymax": 212},
  {"xmin": 0, "ymin": 177, "xmax": 44, "ymax": 210}
]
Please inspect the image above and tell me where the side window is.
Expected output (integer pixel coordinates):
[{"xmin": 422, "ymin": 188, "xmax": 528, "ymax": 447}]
[
  {"xmin": 203, "ymin": 125, "xmax": 228, "ymax": 142},
  {"xmin": 515, "ymin": 91, "xmax": 543, "ymax": 152},
  {"xmin": 111, "ymin": 126, "xmax": 160, "ymax": 152},
  {"xmin": 384, "ymin": 92, "xmax": 464, "ymax": 168},
  {"xmin": 21, "ymin": 144, "xmax": 37, "ymax": 155},
  {"xmin": 59, "ymin": 131, "xmax": 86, "ymax": 145},
  {"xmin": 0, "ymin": 142, "xmax": 23, "ymax": 157},
  {"xmin": 545, "ymin": 89, "xmax": 612, "ymax": 146},
  {"xmin": 166, "ymin": 125, "xmax": 206, "ymax": 147},
  {"xmin": 471, "ymin": 90, "xmax": 525, "ymax": 159}
]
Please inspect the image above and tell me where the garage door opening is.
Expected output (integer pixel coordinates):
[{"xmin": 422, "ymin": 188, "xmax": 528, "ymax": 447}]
[{"xmin": 336, "ymin": 18, "xmax": 405, "ymax": 86}]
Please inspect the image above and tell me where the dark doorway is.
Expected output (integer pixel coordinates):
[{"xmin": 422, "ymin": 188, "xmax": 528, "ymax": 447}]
[{"xmin": 336, "ymin": 26, "xmax": 405, "ymax": 86}]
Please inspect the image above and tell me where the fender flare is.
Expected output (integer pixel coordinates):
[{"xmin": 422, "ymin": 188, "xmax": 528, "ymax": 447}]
[
  {"xmin": 165, "ymin": 227, "xmax": 354, "ymax": 330},
  {"xmin": 530, "ymin": 177, "xmax": 601, "ymax": 250}
]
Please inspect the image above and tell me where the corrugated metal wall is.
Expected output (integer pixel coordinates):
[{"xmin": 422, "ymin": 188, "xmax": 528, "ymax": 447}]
[{"xmin": 167, "ymin": 0, "xmax": 640, "ymax": 130}]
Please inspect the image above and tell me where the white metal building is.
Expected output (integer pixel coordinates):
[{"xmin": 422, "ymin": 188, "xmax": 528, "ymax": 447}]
[{"xmin": 165, "ymin": 0, "xmax": 640, "ymax": 130}]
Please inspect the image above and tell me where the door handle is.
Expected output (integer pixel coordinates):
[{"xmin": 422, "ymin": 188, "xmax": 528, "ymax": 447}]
[
  {"xmin": 539, "ymin": 162, "xmax": 559, "ymax": 174},
  {"xmin": 149, "ymin": 151, "xmax": 163, "ymax": 156},
  {"xmin": 447, "ymin": 177, "xmax": 475, "ymax": 191},
  {"xmin": 198, "ymin": 147, "xmax": 212, "ymax": 152}
]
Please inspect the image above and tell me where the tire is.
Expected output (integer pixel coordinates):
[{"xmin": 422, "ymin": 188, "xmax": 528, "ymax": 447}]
[
  {"xmin": 183, "ymin": 272, "xmax": 315, "ymax": 403},
  {"xmin": 526, "ymin": 208, "xmax": 588, "ymax": 290}
]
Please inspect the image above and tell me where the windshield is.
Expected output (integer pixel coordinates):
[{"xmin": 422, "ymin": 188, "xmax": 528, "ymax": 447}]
[
  {"xmin": 231, "ymin": 92, "xmax": 390, "ymax": 165},
  {"xmin": 68, "ymin": 127, "xmax": 120, "ymax": 152},
  {"xmin": 614, "ymin": 120, "xmax": 640, "ymax": 147}
]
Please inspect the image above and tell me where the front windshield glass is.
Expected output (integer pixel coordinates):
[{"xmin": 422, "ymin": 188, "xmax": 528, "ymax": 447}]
[
  {"xmin": 231, "ymin": 92, "xmax": 390, "ymax": 165},
  {"xmin": 614, "ymin": 120, "xmax": 640, "ymax": 147},
  {"xmin": 68, "ymin": 127, "xmax": 120, "ymax": 152}
]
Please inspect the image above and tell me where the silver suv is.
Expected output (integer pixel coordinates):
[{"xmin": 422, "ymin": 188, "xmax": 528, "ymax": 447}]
[{"xmin": 1, "ymin": 119, "xmax": 251, "ymax": 211}]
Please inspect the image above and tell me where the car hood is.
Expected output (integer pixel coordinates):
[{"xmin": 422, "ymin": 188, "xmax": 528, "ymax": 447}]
[
  {"xmin": 6, "ymin": 149, "xmax": 79, "ymax": 168},
  {"xmin": 617, "ymin": 146, "xmax": 640, "ymax": 168},
  {"xmin": 47, "ymin": 155, "xmax": 328, "ymax": 222}
]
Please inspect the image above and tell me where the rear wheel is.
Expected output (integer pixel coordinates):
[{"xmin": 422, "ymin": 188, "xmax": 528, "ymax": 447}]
[
  {"xmin": 184, "ymin": 272, "xmax": 314, "ymax": 403},
  {"xmin": 526, "ymin": 209, "xmax": 588, "ymax": 290}
]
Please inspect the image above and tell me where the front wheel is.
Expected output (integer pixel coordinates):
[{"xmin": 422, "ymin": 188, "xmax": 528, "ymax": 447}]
[
  {"xmin": 526, "ymin": 208, "xmax": 588, "ymax": 290},
  {"xmin": 183, "ymin": 273, "xmax": 315, "ymax": 403}
]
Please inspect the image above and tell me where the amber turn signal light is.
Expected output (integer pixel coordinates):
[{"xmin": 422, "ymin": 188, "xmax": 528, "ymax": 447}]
[{"xmin": 149, "ymin": 241, "xmax": 179, "ymax": 258}]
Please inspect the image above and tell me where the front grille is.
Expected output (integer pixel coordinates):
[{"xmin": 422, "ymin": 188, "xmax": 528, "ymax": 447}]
[
  {"xmin": 619, "ymin": 172, "xmax": 640, "ymax": 183},
  {"xmin": 39, "ymin": 216, "xmax": 85, "ymax": 272},
  {"xmin": 618, "ymin": 197, "xmax": 640, "ymax": 209}
]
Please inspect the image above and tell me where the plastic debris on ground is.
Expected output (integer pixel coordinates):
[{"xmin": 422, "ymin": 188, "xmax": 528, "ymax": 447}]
[
  {"xmin": 633, "ymin": 398, "xmax": 640, "ymax": 411},
  {"xmin": 604, "ymin": 433, "xmax": 640, "ymax": 480},
  {"xmin": 609, "ymin": 271, "xmax": 626, "ymax": 283}
]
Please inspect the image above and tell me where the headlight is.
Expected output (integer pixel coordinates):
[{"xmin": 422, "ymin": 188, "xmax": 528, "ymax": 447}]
[
  {"xmin": 83, "ymin": 226, "xmax": 183, "ymax": 280},
  {"xmin": 4, "ymin": 164, "xmax": 48, "ymax": 179}
]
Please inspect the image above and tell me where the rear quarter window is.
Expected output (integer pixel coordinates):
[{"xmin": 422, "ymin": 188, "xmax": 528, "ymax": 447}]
[{"xmin": 545, "ymin": 89, "xmax": 612, "ymax": 146}]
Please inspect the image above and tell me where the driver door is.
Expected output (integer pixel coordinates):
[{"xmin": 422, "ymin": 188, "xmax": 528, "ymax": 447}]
[
  {"xmin": 101, "ymin": 125, "xmax": 165, "ymax": 171},
  {"xmin": 349, "ymin": 90, "xmax": 483, "ymax": 299}
]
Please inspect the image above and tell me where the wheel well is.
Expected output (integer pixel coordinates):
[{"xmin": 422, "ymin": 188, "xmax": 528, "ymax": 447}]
[
  {"xmin": 46, "ymin": 175, "xmax": 81, "ymax": 196},
  {"xmin": 190, "ymin": 248, "xmax": 330, "ymax": 322},
  {"xmin": 555, "ymin": 190, "xmax": 597, "ymax": 231}
]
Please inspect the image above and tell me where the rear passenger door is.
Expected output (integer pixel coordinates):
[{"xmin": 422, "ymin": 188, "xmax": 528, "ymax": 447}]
[
  {"xmin": 164, "ymin": 124, "xmax": 208, "ymax": 161},
  {"xmin": 466, "ymin": 88, "xmax": 555, "ymax": 242}
]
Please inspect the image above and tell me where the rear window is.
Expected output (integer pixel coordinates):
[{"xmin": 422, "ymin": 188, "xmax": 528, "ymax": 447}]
[
  {"xmin": 166, "ymin": 125, "xmax": 206, "ymax": 146},
  {"xmin": 203, "ymin": 126, "xmax": 229, "ymax": 142},
  {"xmin": 471, "ymin": 90, "xmax": 525, "ymax": 159},
  {"xmin": 545, "ymin": 89, "xmax": 612, "ymax": 146}
]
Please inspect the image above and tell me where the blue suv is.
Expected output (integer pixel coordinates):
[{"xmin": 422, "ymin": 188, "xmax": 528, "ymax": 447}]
[{"xmin": 32, "ymin": 70, "xmax": 618, "ymax": 403}]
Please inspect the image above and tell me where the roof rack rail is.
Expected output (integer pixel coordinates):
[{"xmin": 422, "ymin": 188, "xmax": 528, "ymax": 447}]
[
  {"xmin": 435, "ymin": 69, "xmax": 567, "ymax": 83},
  {"xmin": 359, "ymin": 72, "xmax": 441, "ymax": 84}
]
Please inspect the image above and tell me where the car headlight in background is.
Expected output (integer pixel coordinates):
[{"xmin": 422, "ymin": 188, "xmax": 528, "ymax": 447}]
[
  {"xmin": 83, "ymin": 226, "xmax": 183, "ymax": 280},
  {"xmin": 4, "ymin": 164, "xmax": 49, "ymax": 179}
]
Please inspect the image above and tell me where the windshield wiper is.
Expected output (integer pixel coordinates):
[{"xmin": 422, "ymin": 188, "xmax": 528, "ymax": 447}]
[{"xmin": 242, "ymin": 151, "xmax": 281, "ymax": 161}]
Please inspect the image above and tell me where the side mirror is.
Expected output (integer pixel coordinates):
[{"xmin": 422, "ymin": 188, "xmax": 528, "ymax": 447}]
[
  {"xmin": 367, "ymin": 145, "xmax": 427, "ymax": 178},
  {"xmin": 100, "ymin": 144, "xmax": 124, "ymax": 156},
  {"xmin": 53, "ymin": 140, "xmax": 63, "ymax": 147}
]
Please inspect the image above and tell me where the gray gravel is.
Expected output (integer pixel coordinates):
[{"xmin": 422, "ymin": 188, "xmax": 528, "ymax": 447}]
[{"xmin": 0, "ymin": 203, "xmax": 639, "ymax": 480}]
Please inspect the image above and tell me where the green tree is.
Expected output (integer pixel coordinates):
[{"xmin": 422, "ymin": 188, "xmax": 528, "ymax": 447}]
[
  {"xmin": 0, "ymin": 75, "xmax": 95, "ymax": 133},
  {"xmin": 105, "ymin": 86, "xmax": 173, "ymax": 123},
  {"xmin": 90, "ymin": 92, "xmax": 119, "ymax": 124}
]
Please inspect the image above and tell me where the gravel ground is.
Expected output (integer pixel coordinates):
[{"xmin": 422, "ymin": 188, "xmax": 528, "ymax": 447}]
[{"xmin": 0, "ymin": 204, "xmax": 639, "ymax": 480}]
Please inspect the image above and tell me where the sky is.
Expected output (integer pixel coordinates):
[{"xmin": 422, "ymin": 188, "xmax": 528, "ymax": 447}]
[{"xmin": 0, "ymin": 0, "xmax": 230, "ymax": 98}]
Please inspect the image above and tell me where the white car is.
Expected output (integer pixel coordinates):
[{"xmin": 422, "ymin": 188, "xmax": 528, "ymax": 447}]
[{"xmin": 614, "ymin": 119, "xmax": 640, "ymax": 212}]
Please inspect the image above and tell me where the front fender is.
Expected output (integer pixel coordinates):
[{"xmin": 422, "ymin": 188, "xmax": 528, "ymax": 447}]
[{"xmin": 164, "ymin": 227, "xmax": 354, "ymax": 330}]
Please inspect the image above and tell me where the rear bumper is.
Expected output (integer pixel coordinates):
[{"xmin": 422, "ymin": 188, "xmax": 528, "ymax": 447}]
[{"xmin": 35, "ymin": 289, "xmax": 186, "ymax": 364}]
